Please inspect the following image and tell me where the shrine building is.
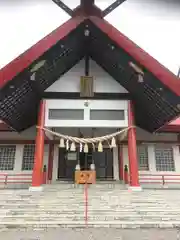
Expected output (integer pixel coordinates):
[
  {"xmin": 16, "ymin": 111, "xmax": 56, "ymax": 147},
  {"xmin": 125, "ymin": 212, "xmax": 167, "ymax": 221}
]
[{"xmin": 0, "ymin": 0, "xmax": 180, "ymax": 190}]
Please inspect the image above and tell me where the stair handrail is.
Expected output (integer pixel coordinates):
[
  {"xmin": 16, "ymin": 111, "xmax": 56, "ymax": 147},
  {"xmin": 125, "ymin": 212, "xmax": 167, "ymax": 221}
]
[
  {"xmin": 0, "ymin": 173, "xmax": 32, "ymax": 186},
  {"xmin": 139, "ymin": 173, "xmax": 180, "ymax": 185}
]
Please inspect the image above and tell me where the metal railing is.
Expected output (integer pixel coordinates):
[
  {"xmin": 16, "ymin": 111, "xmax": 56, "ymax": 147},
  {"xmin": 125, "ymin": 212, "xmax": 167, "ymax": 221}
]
[
  {"xmin": 1, "ymin": 172, "xmax": 180, "ymax": 188},
  {"xmin": 0, "ymin": 173, "xmax": 32, "ymax": 186},
  {"xmin": 139, "ymin": 173, "xmax": 180, "ymax": 186}
]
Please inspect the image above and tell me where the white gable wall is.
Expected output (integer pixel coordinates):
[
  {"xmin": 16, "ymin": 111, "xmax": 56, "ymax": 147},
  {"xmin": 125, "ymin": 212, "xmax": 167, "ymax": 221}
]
[
  {"xmin": 45, "ymin": 59, "xmax": 128, "ymax": 128},
  {"xmin": 46, "ymin": 59, "xmax": 128, "ymax": 93}
]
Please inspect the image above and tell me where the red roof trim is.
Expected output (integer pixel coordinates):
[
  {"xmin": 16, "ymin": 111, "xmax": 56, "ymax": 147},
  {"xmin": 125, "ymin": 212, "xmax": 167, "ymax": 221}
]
[
  {"xmin": 0, "ymin": 16, "xmax": 85, "ymax": 88},
  {"xmin": 159, "ymin": 125, "xmax": 180, "ymax": 132},
  {"xmin": 157, "ymin": 117, "xmax": 180, "ymax": 132},
  {"xmin": 0, "ymin": 122, "xmax": 14, "ymax": 131},
  {"xmin": 90, "ymin": 16, "xmax": 180, "ymax": 96},
  {"xmin": 169, "ymin": 117, "xmax": 180, "ymax": 125}
]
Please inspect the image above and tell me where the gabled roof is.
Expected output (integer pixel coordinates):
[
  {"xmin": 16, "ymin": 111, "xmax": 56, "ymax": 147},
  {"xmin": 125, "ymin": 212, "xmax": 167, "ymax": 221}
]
[
  {"xmin": 90, "ymin": 16, "xmax": 180, "ymax": 96},
  {"xmin": 0, "ymin": 16, "xmax": 180, "ymax": 132},
  {"xmin": 0, "ymin": 16, "xmax": 84, "ymax": 88}
]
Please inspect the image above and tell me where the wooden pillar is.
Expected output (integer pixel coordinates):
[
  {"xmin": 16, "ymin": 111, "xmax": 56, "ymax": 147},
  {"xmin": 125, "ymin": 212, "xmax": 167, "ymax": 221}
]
[
  {"xmin": 128, "ymin": 101, "xmax": 140, "ymax": 189},
  {"xmin": 31, "ymin": 100, "xmax": 45, "ymax": 188}
]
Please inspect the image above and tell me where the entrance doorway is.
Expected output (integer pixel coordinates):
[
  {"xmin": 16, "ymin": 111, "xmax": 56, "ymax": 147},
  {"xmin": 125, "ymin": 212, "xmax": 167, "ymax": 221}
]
[{"xmin": 57, "ymin": 148, "xmax": 113, "ymax": 180}]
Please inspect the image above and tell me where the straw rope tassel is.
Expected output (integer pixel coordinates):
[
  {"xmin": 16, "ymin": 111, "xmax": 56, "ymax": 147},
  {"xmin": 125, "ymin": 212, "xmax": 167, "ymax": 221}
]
[{"xmin": 37, "ymin": 126, "xmax": 135, "ymax": 146}]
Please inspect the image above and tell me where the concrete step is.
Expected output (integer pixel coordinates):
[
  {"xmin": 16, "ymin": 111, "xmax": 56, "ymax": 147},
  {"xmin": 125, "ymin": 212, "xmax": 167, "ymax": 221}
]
[
  {"xmin": 1, "ymin": 217, "xmax": 180, "ymax": 222},
  {"xmin": 0, "ymin": 203, "xmax": 178, "ymax": 207},
  {"xmin": 2, "ymin": 214, "xmax": 180, "ymax": 221},
  {"xmin": 0, "ymin": 196, "xmax": 175, "ymax": 200},
  {"xmin": 0, "ymin": 220, "xmax": 178, "ymax": 229},
  {"xmin": 0, "ymin": 203, "xmax": 175, "ymax": 207},
  {"xmin": 1, "ymin": 184, "xmax": 180, "ymax": 229},
  {"xmin": 3, "ymin": 209, "xmax": 180, "ymax": 214},
  {"xmin": 1, "ymin": 213, "xmax": 180, "ymax": 219},
  {"xmin": 4, "ymin": 208, "xmax": 180, "ymax": 213},
  {"xmin": 1, "ymin": 202, "xmax": 179, "ymax": 206},
  {"xmin": 5, "ymin": 207, "xmax": 178, "ymax": 211},
  {"xmin": 40, "ymin": 193, "xmax": 179, "ymax": 197},
  {"xmin": 1, "ymin": 193, "xmax": 169, "ymax": 195},
  {"xmin": 4, "ymin": 209, "xmax": 180, "ymax": 214},
  {"xmin": 0, "ymin": 203, "xmax": 179, "ymax": 207}
]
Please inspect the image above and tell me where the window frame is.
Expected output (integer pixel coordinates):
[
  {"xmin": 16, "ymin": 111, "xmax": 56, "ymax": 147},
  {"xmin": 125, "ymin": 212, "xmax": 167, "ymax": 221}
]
[
  {"xmin": 22, "ymin": 144, "xmax": 35, "ymax": 171},
  {"xmin": 137, "ymin": 145, "xmax": 149, "ymax": 171},
  {"xmin": 155, "ymin": 146, "xmax": 175, "ymax": 172},
  {"xmin": 0, "ymin": 145, "xmax": 16, "ymax": 171}
]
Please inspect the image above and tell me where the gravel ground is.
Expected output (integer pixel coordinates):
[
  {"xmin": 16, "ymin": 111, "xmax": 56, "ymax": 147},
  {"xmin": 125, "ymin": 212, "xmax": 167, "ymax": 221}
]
[{"xmin": 0, "ymin": 228, "xmax": 180, "ymax": 240}]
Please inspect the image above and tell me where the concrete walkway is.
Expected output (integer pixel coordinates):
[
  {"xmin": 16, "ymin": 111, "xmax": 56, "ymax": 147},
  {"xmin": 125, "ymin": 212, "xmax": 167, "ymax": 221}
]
[{"xmin": 0, "ymin": 228, "xmax": 180, "ymax": 240}]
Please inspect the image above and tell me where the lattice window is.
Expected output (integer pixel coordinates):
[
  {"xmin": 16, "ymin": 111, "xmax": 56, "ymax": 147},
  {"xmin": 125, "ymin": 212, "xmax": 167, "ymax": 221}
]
[
  {"xmin": 137, "ymin": 145, "xmax": 149, "ymax": 171},
  {"xmin": 22, "ymin": 145, "xmax": 35, "ymax": 171},
  {"xmin": 0, "ymin": 145, "xmax": 16, "ymax": 170},
  {"xmin": 155, "ymin": 147, "xmax": 175, "ymax": 171}
]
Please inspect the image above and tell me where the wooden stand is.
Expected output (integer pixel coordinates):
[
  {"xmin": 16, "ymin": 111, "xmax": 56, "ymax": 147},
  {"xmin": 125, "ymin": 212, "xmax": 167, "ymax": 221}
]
[{"xmin": 75, "ymin": 170, "xmax": 96, "ymax": 184}]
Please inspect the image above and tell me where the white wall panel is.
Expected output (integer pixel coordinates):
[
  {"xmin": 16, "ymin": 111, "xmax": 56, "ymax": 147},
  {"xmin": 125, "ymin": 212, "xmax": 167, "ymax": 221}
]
[
  {"xmin": 46, "ymin": 59, "xmax": 128, "ymax": 93},
  {"xmin": 45, "ymin": 99, "xmax": 128, "ymax": 128}
]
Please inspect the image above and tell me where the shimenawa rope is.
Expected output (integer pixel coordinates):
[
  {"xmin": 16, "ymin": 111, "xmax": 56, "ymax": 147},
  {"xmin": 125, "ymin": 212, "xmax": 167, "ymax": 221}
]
[{"xmin": 37, "ymin": 126, "xmax": 135, "ymax": 144}]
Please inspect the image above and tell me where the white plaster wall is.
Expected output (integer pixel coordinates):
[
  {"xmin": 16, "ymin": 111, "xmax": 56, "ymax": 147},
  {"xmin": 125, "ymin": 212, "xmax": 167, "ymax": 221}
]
[
  {"xmin": 45, "ymin": 58, "xmax": 129, "ymax": 128},
  {"xmin": 52, "ymin": 145, "xmax": 59, "ymax": 181},
  {"xmin": 113, "ymin": 147, "xmax": 119, "ymax": 181},
  {"xmin": 45, "ymin": 99, "xmax": 128, "ymax": 128},
  {"xmin": 46, "ymin": 59, "xmax": 128, "ymax": 93}
]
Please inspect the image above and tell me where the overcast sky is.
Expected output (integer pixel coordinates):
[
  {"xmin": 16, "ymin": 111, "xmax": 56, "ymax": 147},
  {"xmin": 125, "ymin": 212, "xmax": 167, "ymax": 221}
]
[{"xmin": 0, "ymin": 0, "xmax": 179, "ymax": 75}]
